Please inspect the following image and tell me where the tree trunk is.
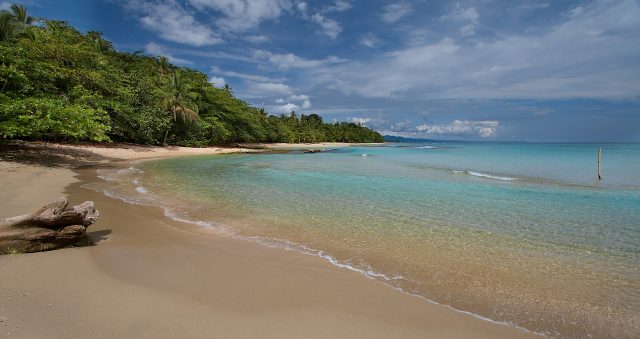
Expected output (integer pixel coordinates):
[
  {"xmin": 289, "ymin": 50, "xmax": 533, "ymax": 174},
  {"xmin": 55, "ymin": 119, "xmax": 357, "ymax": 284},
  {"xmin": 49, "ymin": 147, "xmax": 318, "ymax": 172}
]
[
  {"xmin": 163, "ymin": 129, "xmax": 170, "ymax": 146},
  {"xmin": 0, "ymin": 198, "xmax": 99, "ymax": 254}
]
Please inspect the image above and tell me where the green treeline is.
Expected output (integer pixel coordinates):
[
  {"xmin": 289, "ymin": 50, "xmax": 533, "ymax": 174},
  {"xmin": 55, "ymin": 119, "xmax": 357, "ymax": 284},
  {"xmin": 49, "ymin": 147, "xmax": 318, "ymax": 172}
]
[{"xmin": 0, "ymin": 4, "xmax": 383, "ymax": 146}]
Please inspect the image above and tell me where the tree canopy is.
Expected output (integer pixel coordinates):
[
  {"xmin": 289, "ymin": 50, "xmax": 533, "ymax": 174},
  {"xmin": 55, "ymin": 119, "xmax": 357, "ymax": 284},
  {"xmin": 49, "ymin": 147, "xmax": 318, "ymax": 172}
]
[{"xmin": 0, "ymin": 4, "xmax": 383, "ymax": 146}]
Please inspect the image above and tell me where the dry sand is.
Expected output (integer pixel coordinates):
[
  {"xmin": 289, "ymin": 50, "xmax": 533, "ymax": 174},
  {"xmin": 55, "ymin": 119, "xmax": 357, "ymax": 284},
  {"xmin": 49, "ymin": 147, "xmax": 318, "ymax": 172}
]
[
  {"xmin": 0, "ymin": 142, "xmax": 539, "ymax": 338},
  {"xmin": 0, "ymin": 162, "xmax": 76, "ymax": 217}
]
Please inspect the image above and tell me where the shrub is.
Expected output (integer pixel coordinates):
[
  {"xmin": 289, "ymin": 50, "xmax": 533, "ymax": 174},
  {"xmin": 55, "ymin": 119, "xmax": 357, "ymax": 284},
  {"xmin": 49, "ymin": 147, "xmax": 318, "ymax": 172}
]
[{"xmin": 0, "ymin": 97, "xmax": 110, "ymax": 141}]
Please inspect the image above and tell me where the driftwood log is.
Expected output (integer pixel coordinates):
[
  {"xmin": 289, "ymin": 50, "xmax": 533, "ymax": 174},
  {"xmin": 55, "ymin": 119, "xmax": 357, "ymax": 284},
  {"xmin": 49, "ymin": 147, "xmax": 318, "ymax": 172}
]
[{"xmin": 0, "ymin": 198, "xmax": 99, "ymax": 254}]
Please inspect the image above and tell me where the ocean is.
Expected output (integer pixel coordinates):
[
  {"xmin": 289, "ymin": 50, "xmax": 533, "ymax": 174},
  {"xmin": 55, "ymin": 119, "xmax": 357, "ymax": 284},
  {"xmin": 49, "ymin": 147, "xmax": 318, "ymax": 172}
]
[{"xmin": 88, "ymin": 142, "xmax": 640, "ymax": 338}]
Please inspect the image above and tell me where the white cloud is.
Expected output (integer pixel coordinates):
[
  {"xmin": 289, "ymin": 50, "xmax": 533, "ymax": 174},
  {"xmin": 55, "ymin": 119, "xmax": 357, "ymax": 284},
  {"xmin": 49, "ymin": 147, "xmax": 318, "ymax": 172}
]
[
  {"xmin": 187, "ymin": 0, "xmax": 292, "ymax": 32},
  {"xmin": 350, "ymin": 117, "xmax": 371, "ymax": 125},
  {"xmin": 271, "ymin": 94, "xmax": 311, "ymax": 109},
  {"xmin": 296, "ymin": 2, "xmax": 308, "ymax": 17},
  {"xmin": 569, "ymin": 6, "xmax": 585, "ymax": 17},
  {"xmin": 382, "ymin": 2, "xmax": 411, "ymax": 23},
  {"xmin": 311, "ymin": 0, "xmax": 640, "ymax": 100},
  {"xmin": 273, "ymin": 94, "xmax": 312, "ymax": 109},
  {"xmin": 442, "ymin": 4, "xmax": 480, "ymax": 37},
  {"xmin": 520, "ymin": 3, "xmax": 550, "ymax": 10},
  {"xmin": 416, "ymin": 120, "xmax": 499, "ymax": 138},
  {"xmin": 210, "ymin": 66, "xmax": 283, "ymax": 83},
  {"xmin": 407, "ymin": 29, "xmax": 432, "ymax": 46},
  {"xmin": 145, "ymin": 42, "xmax": 193, "ymax": 65},
  {"xmin": 360, "ymin": 34, "xmax": 380, "ymax": 48},
  {"xmin": 389, "ymin": 120, "xmax": 412, "ymax": 131},
  {"xmin": 127, "ymin": 1, "xmax": 222, "ymax": 46},
  {"xmin": 309, "ymin": 107, "xmax": 380, "ymax": 116},
  {"xmin": 457, "ymin": 7, "xmax": 479, "ymax": 22},
  {"xmin": 245, "ymin": 35, "xmax": 269, "ymax": 43},
  {"xmin": 209, "ymin": 76, "xmax": 227, "ymax": 88},
  {"xmin": 478, "ymin": 127, "xmax": 496, "ymax": 137},
  {"xmin": 289, "ymin": 94, "xmax": 310, "ymax": 101},
  {"xmin": 274, "ymin": 103, "xmax": 299, "ymax": 113},
  {"xmin": 324, "ymin": 0, "xmax": 352, "ymax": 13},
  {"xmin": 247, "ymin": 82, "xmax": 293, "ymax": 96},
  {"xmin": 299, "ymin": 1, "xmax": 349, "ymax": 38},
  {"xmin": 459, "ymin": 24, "xmax": 475, "ymax": 37},
  {"xmin": 254, "ymin": 50, "xmax": 347, "ymax": 70},
  {"xmin": 311, "ymin": 13, "xmax": 342, "ymax": 39}
]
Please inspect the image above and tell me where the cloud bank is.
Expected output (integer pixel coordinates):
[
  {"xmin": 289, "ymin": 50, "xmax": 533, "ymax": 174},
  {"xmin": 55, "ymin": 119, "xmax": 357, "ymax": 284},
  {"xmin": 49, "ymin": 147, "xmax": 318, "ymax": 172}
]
[
  {"xmin": 416, "ymin": 120, "xmax": 499, "ymax": 138},
  {"xmin": 310, "ymin": 0, "xmax": 640, "ymax": 100}
]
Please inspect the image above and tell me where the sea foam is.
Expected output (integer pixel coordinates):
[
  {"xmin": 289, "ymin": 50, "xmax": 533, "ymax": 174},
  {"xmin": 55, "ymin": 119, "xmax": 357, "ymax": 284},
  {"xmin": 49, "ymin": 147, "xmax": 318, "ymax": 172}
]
[
  {"xmin": 450, "ymin": 169, "xmax": 516, "ymax": 181},
  {"xmin": 466, "ymin": 171, "xmax": 516, "ymax": 181}
]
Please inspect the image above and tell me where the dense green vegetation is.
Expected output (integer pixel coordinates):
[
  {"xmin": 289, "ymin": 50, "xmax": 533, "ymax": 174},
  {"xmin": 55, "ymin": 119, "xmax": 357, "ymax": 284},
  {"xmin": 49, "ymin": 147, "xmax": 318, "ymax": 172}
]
[{"xmin": 0, "ymin": 4, "xmax": 383, "ymax": 145}]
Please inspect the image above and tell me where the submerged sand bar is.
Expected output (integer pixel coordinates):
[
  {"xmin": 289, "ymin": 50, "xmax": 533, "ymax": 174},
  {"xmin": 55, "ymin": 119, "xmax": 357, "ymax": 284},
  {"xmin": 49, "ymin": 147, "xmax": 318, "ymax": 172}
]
[{"xmin": 0, "ymin": 143, "xmax": 537, "ymax": 338}]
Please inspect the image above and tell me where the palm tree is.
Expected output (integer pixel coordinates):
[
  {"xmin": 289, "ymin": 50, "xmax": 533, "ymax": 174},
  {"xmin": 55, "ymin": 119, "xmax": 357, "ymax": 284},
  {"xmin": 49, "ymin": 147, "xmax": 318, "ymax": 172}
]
[
  {"xmin": 0, "ymin": 11, "xmax": 17, "ymax": 41},
  {"xmin": 87, "ymin": 31, "xmax": 113, "ymax": 53},
  {"xmin": 223, "ymin": 83, "xmax": 232, "ymax": 94},
  {"xmin": 164, "ymin": 70, "xmax": 199, "ymax": 122},
  {"xmin": 0, "ymin": 4, "xmax": 40, "ymax": 41},
  {"xmin": 9, "ymin": 4, "xmax": 37, "ymax": 26},
  {"xmin": 161, "ymin": 70, "xmax": 199, "ymax": 144},
  {"xmin": 157, "ymin": 56, "xmax": 171, "ymax": 81}
]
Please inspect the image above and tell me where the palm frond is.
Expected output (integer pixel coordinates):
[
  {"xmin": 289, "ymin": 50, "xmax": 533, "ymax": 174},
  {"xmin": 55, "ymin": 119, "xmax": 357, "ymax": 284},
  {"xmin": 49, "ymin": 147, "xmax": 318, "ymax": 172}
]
[
  {"xmin": 164, "ymin": 70, "xmax": 200, "ymax": 123},
  {"xmin": 10, "ymin": 4, "xmax": 27, "ymax": 23},
  {"xmin": 22, "ymin": 26, "xmax": 37, "ymax": 41},
  {"xmin": 0, "ymin": 11, "xmax": 17, "ymax": 41},
  {"xmin": 9, "ymin": 4, "xmax": 34, "ymax": 26},
  {"xmin": 176, "ymin": 105, "xmax": 199, "ymax": 122}
]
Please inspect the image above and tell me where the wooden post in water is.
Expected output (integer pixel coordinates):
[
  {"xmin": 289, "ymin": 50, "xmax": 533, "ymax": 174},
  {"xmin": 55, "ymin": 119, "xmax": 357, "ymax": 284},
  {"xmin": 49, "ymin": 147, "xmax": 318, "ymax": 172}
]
[{"xmin": 597, "ymin": 147, "xmax": 602, "ymax": 180}]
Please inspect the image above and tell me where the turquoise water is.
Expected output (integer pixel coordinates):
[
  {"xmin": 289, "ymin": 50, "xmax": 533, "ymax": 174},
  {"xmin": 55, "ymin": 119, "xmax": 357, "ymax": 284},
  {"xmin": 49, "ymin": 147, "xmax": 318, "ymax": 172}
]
[{"xmin": 94, "ymin": 143, "xmax": 640, "ymax": 337}]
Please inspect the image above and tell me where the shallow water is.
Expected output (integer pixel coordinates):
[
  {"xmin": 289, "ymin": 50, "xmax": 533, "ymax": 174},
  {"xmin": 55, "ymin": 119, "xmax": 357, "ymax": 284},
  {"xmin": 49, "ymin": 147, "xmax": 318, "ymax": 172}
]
[{"xmin": 88, "ymin": 142, "xmax": 640, "ymax": 338}]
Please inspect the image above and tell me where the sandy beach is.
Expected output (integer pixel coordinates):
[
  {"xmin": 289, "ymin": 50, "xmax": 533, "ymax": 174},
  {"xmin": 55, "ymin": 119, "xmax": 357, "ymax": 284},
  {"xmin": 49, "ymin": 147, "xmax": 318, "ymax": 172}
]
[{"xmin": 0, "ymin": 142, "xmax": 537, "ymax": 338}]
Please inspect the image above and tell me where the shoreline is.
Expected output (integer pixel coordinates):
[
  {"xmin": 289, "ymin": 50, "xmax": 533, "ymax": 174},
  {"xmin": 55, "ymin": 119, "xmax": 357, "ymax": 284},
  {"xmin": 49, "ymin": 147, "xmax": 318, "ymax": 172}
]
[{"xmin": 0, "ymin": 142, "xmax": 537, "ymax": 338}]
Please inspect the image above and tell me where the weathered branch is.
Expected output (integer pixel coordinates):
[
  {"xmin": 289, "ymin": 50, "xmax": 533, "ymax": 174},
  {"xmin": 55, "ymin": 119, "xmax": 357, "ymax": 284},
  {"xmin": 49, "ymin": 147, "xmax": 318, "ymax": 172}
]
[{"xmin": 0, "ymin": 198, "xmax": 99, "ymax": 254}]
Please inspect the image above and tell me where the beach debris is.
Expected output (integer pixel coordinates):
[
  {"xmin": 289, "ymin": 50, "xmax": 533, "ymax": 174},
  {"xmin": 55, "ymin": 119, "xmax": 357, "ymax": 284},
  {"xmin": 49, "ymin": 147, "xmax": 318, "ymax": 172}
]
[{"xmin": 0, "ymin": 198, "xmax": 99, "ymax": 254}]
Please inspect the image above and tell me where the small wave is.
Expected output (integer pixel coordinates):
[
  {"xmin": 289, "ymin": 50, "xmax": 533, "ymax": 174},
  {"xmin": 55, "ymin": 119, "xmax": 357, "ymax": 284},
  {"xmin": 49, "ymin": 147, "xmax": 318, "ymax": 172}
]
[
  {"xmin": 162, "ymin": 208, "xmax": 233, "ymax": 235},
  {"xmin": 239, "ymin": 235, "xmax": 405, "ymax": 283},
  {"xmin": 97, "ymin": 175, "xmax": 115, "ymax": 182},
  {"xmin": 86, "ymin": 185, "xmax": 149, "ymax": 206},
  {"xmin": 415, "ymin": 145, "xmax": 436, "ymax": 149},
  {"xmin": 467, "ymin": 171, "xmax": 516, "ymax": 181},
  {"xmin": 117, "ymin": 166, "xmax": 144, "ymax": 175},
  {"xmin": 450, "ymin": 169, "xmax": 516, "ymax": 181}
]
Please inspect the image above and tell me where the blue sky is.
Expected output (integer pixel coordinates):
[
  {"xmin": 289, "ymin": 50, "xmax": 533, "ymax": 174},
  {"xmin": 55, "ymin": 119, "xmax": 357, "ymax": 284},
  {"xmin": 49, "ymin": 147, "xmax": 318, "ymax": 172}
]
[{"xmin": 10, "ymin": 0, "xmax": 640, "ymax": 141}]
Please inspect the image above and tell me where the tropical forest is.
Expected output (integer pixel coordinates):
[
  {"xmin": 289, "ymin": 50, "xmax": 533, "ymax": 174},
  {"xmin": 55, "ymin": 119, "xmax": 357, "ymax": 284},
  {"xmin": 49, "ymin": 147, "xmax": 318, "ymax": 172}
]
[{"xmin": 0, "ymin": 4, "xmax": 383, "ymax": 146}]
